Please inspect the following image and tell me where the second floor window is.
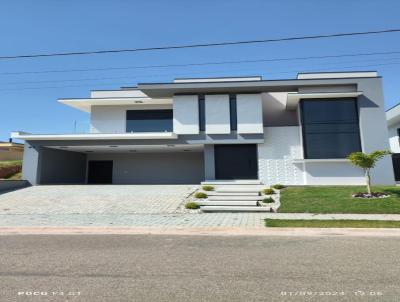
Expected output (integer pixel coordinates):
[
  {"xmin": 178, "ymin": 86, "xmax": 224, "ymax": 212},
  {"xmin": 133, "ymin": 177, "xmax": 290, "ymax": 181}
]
[
  {"xmin": 198, "ymin": 95, "xmax": 206, "ymax": 132},
  {"xmin": 300, "ymin": 98, "xmax": 361, "ymax": 159},
  {"xmin": 229, "ymin": 94, "xmax": 237, "ymax": 131},
  {"xmin": 126, "ymin": 110, "xmax": 173, "ymax": 132}
]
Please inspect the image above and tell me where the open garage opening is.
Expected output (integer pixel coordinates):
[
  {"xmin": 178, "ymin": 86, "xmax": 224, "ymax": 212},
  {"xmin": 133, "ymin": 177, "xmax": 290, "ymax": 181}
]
[{"xmin": 39, "ymin": 144, "xmax": 204, "ymax": 185}]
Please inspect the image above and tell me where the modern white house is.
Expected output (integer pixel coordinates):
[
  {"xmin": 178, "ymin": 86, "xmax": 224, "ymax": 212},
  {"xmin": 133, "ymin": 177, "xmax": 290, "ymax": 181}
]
[
  {"xmin": 12, "ymin": 71, "xmax": 395, "ymax": 186},
  {"xmin": 386, "ymin": 103, "xmax": 400, "ymax": 181}
]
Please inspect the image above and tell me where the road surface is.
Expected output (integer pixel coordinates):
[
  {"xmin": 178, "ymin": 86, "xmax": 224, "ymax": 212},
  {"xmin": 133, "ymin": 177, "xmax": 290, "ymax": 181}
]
[{"xmin": 0, "ymin": 234, "xmax": 398, "ymax": 301}]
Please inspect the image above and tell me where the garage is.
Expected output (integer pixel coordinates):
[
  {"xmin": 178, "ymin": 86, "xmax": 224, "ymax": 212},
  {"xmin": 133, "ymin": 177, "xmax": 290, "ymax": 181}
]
[{"xmin": 37, "ymin": 144, "xmax": 204, "ymax": 185}]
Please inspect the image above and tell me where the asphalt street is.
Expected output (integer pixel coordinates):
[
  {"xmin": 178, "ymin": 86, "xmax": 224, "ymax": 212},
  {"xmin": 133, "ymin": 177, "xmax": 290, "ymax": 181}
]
[{"xmin": 0, "ymin": 234, "xmax": 399, "ymax": 302}]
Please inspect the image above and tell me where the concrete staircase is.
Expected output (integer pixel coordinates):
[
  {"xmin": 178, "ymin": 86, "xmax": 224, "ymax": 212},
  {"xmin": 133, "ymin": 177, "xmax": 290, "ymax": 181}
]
[{"xmin": 199, "ymin": 180, "xmax": 273, "ymax": 212}]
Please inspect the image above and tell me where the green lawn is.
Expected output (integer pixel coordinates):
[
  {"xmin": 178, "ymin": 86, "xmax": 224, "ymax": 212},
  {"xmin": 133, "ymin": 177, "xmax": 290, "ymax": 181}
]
[
  {"xmin": 279, "ymin": 186, "xmax": 400, "ymax": 214},
  {"xmin": 265, "ymin": 219, "xmax": 400, "ymax": 228}
]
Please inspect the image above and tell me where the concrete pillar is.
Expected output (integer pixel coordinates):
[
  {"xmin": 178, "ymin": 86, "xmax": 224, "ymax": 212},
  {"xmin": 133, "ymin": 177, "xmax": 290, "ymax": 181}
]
[{"xmin": 203, "ymin": 144, "xmax": 215, "ymax": 180}]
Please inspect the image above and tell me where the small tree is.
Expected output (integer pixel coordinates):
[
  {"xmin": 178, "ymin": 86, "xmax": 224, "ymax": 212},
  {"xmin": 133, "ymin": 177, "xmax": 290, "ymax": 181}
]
[{"xmin": 347, "ymin": 150, "xmax": 391, "ymax": 195}]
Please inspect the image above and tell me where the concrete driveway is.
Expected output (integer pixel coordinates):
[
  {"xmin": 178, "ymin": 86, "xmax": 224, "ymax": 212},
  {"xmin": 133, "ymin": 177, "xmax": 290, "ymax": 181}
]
[{"xmin": 0, "ymin": 185, "xmax": 195, "ymax": 214}]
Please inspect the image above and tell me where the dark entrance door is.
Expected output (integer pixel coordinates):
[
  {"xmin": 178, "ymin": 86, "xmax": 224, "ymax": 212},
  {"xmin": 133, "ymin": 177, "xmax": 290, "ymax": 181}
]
[
  {"xmin": 87, "ymin": 161, "xmax": 113, "ymax": 184},
  {"xmin": 392, "ymin": 154, "xmax": 400, "ymax": 181},
  {"xmin": 214, "ymin": 144, "xmax": 258, "ymax": 179}
]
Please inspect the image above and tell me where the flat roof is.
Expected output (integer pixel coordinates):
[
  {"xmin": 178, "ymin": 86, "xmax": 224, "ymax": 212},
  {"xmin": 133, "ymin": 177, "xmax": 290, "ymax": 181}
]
[
  {"xmin": 137, "ymin": 75, "xmax": 379, "ymax": 98},
  {"xmin": 386, "ymin": 102, "xmax": 400, "ymax": 126},
  {"xmin": 58, "ymin": 97, "xmax": 172, "ymax": 112}
]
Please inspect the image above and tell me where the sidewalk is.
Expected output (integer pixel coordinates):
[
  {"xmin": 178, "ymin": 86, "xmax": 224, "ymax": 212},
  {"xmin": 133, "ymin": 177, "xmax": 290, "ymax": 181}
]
[
  {"xmin": 2, "ymin": 226, "xmax": 400, "ymax": 237},
  {"xmin": 2, "ymin": 213, "xmax": 400, "ymax": 229}
]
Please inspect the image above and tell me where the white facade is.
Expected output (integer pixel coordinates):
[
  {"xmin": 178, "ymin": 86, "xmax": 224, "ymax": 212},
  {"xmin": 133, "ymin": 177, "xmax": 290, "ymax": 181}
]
[
  {"xmin": 258, "ymin": 127, "xmax": 304, "ymax": 185},
  {"xmin": 257, "ymin": 126, "xmax": 365, "ymax": 185},
  {"xmin": 204, "ymin": 94, "xmax": 231, "ymax": 134},
  {"xmin": 388, "ymin": 124, "xmax": 400, "ymax": 153},
  {"xmin": 173, "ymin": 95, "xmax": 199, "ymax": 134},
  {"xmin": 90, "ymin": 104, "xmax": 172, "ymax": 133},
  {"xmin": 236, "ymin": 94, "xmax": 263, "ymax": 134}
]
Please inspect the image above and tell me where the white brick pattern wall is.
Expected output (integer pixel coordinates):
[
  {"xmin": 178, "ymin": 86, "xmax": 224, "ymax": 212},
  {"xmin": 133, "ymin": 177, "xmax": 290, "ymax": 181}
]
[{"xmin": 258, "ymin": 126, "xmax": 304, "ymax": 185}]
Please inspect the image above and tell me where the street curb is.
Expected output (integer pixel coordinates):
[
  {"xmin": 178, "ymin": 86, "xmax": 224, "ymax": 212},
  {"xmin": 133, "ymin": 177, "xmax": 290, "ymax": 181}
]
[{"xmin": 2, "ymin": 227, "xmax": 400, "ymax": 236}]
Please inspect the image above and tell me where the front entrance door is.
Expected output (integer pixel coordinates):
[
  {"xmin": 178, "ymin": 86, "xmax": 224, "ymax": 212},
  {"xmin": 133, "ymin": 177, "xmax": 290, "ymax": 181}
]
[
  {"xmin": 87, "ymin": 161, "xmax": 113, "ymax": 184},
  {"xmin": 214, "ymin": 144, "xmax": 258, "ymax": 179}
]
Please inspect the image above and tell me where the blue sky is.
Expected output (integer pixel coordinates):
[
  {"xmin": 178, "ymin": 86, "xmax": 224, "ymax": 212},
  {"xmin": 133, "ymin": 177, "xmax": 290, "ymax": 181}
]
[{"xmin": 1, "ymin": 0, "xmax": 400, "ymax": 141}]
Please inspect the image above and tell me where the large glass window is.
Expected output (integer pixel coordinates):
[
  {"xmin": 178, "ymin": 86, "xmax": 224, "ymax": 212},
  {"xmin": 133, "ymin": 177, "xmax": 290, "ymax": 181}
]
[
  {"xmin": 126, "ymin": 110, "xmax": 173, "ymax": 132},
  {"xmin": 300, "ymin": 98, "xmax": 361, "ymax": 159}
]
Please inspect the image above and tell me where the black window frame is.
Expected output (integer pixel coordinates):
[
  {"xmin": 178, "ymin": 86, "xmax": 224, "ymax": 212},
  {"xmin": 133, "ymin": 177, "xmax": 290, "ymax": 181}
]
[
  {"xmin": 198, "ymin": 94, "xmax": 206, "ymax": 132},
  {"xmin": 126, "ymin": 109, "xmax": 173, "ymax": 133},
  {"xmin": 229, "ymin": 94, "xmax": 238, "ymax": 131},
  {"xmin": 300, "ymin": 98, "xmax": 362, "ymax": 159}
]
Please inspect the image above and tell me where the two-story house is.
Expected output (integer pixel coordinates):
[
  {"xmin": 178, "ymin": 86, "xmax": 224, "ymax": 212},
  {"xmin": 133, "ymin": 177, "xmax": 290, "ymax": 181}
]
[{"xmin": 12, "ymin": 71, "xmax": 395, "ymax": 186}]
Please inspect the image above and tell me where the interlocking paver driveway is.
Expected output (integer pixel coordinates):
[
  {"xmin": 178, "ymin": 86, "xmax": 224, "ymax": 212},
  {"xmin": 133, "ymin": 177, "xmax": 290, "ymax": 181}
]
[
  {"xmin": 0, "ymin": 185, "xmax": 269, "ymax": 228},
  {"xmin": 0, "ymin": 185, "xmax": 195, "ymax": 214}
]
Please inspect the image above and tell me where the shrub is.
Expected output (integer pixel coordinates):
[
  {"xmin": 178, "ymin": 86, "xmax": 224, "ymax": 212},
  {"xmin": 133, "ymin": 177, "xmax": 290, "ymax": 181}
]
[
  {"xmin": 272, "ymin": 184, "xmax": 285, "ymax": 190},
  {"xmin": 262, "ymin": 197, "xmax": 275, "ymax": 203},
  {"xmin": 185, "ymin": 202, "xmax": 200, "ymax": 209},
  {"xmin": 262, "ymin": 188, "xmax": 276, "ymax": 195},
  {"xmin": 202, "ymin": 185, "xmax": 214, "ymax": 191},
  {"xmin": 194, "ymin": 192, "xmax": 208, "ymax": 199},
  {"xmin": 0, "ymin": 164, "xmax": 22, "ymax": 179}
]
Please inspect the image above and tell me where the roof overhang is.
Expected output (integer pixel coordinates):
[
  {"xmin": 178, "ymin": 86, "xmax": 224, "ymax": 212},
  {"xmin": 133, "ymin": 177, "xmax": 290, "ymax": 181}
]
[
  {"xmin": 46, "ymin": 144, "xmax": 203, "ymax": 154},
  {"xmin": 58, "ymin": 97, "xmax": 172, "ymax": 112},
  {"xmin": 286, "ymin": 91, "xmax": 363, "ymax": 110},
  {"xmin": 11, "ymin": 131, "xmax": 178, "ymax": 141},
  {"xmin": 137, "ymin": 77, "xmax": 376, "ymax": 98},
  {"xmin": 387, "ymin": 104, "xmax": 400, "ymax": 126}
]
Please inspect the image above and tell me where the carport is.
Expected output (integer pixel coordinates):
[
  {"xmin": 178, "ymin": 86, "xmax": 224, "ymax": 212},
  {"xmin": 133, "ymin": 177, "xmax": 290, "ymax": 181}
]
[{"xmin": 22, "ymin": 139, "xmax": 205, "ymax": 185}]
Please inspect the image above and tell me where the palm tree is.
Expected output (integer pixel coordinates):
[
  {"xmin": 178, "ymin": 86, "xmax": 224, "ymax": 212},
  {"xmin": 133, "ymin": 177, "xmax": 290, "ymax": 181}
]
[{"xmin": 347, "ymin": 150, "xmax": 391, "ymax": 195}]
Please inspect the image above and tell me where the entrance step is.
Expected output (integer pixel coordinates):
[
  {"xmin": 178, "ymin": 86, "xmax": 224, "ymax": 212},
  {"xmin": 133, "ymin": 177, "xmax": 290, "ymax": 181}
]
[
  {"xmin": 196, "ymin": 200, "xmax": 258, "ymax": 206},
  {"xmin": 201, "ymin": 206, "xmax": 272, "ymax": 212},
  {"xmin": 208, "ymin": 195, "xmax": 263, "ymax": 201},
  {"xmin": 206, "ymin": 192, "xmax": 259, "ymax": 196},
  {"xmin": 201, "ymin": 180, "xmax": 262, "ymax": 186},
  {"xmin": 216, "ymin": 187, "xmax": 263, "ymax": 193}
]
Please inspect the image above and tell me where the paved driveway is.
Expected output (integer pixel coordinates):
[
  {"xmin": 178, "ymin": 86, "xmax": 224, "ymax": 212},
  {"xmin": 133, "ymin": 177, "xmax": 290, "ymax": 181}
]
[
  {"xmin": 0, "ymin": 185, "xmax": 268, "ymax": 228},
  {"xmin": 0, "ymin": 185, "xmax": 195, "ymax": 214}
]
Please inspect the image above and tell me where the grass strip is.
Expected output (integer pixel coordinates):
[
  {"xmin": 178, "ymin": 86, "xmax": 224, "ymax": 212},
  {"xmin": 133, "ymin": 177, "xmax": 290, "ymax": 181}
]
[{"xmin": 265, "ymin": 219, "xmax": 400, "ymax": 228}]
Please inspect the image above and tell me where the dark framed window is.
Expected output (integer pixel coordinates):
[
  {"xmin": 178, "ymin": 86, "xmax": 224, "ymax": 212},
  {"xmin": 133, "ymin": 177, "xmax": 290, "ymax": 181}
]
[
  {"xmin": 300, "ymin": 98, "xmax": 361, "ymax": 159},
  {"xmin": 126, "ymin": 110, "xmax": 173, "ymax": 132},
  {"xmin": 198, "ymin": 95, "xmax": 206, "ymax": 131},
  {"xmin": 397, "ymin": 128, "xmax": 400, "ymax": 137},
  {"xmin": 229, "ymin": 94, "xmax": 237, "ymax": 131}
]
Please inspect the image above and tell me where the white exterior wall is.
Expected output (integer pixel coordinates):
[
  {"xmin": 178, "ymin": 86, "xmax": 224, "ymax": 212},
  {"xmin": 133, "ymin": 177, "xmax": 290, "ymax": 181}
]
[
  {"xmin": 173, "ymin": 95, "xmax": 199, "ymax": 134},
  {"xmin": 205, "ymin": 95, "xmax": 230, "ymax": 134},
  {"xmin": 87, "ymin": 152, "xmax": 204, "ymax": 184},
  {"xmin": 236, "ymin": 94, "xmax": 263, "ymax": 134},
  {"xmin": 258, "ymin": 127, "xmax": 304, "ymax": 185},
  {"xmin": 90, "ymin": 104, "xmax": 172, "ymax": 133},
  {"xmin": 388, "ymin": 123, "xmax": 400, "ymax": 153},
  {"xmin": 304, "ymin": 162, "xmax": 364, "ymax": 185},
  {"xmin": 257, "ymin": 126, "xmax": 365, "ymax": 185}
]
